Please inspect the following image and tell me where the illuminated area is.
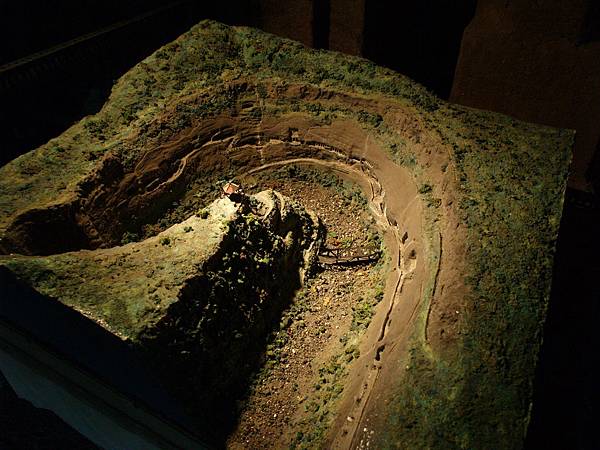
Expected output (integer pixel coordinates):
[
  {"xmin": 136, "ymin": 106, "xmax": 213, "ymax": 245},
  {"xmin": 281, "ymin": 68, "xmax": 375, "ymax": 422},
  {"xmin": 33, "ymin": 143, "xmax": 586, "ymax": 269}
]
[{"xmin": 0, "ymin": 21, "xmax": 571, "ymax": 449}]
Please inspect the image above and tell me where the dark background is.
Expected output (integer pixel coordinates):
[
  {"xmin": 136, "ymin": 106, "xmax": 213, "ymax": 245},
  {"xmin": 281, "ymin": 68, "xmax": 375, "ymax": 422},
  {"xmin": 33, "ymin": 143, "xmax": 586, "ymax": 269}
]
[{"xmin": 1, "ymin": 1, "xmax": 598, "ymax": 448}]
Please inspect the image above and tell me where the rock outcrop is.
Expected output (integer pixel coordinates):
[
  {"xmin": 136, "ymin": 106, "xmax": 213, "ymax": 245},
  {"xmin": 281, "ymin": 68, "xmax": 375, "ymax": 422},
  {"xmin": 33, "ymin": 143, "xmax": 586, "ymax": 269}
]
[
  {"xmin": 0, "ymin": 190, "xmax": 322, "ymax": 438},
  {"xmin": 0, "ymin": 20, "xmax": 572, "ymax": 448}
]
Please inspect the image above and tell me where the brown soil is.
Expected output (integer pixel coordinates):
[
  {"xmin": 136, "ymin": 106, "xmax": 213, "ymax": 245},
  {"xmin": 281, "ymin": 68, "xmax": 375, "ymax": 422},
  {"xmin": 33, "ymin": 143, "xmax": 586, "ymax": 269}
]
[
  {"xmin": 227, "ymin": 166, "xmax": 385, "ymax": 449},
  {"xmin": 1, "ymin": 109, "xmax": 437, "ymax": 447},
  {"xmin": 0, "ymin": 21, "xmax": 571, "ymax": 449}
]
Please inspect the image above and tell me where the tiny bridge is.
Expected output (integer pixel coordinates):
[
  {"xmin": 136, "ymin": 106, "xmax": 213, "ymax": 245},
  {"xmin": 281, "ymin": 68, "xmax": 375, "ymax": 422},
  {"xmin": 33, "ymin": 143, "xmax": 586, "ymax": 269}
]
[{"xmin": 318, "ymin": 246, "xmax": 380, "ymax": 266}]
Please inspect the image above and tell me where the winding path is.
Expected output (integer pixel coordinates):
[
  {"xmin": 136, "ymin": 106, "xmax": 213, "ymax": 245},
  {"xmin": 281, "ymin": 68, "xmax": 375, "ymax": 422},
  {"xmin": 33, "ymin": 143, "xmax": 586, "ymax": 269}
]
[
  {"xmin": 128, "ymin": 112, "xmax": 443, "ymax": 447},
  {"xmin": 234, "ymin": 149, "xmax": 433, "ymax": 448}
]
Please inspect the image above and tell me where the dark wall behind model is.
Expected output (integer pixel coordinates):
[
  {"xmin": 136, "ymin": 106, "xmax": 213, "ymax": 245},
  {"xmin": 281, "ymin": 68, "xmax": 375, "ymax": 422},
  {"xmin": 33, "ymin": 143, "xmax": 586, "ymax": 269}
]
[
  {"xmin": 0, "ymin": 0, "xmax": 260, "ymax": 167},
  {"xmin": 451, "ymin": 0, "xmax": 600, "ymax": 192},
  {"xmin": 0, "ymin": 0, "xmax": 262, "ymax": 65},
  {"xmin": 362, "ymin": 0, "xmax": 477, "ymax": 99},
  {"xmin": 1, "ymin": 0, "xmax": 173, "ymax": 65}
]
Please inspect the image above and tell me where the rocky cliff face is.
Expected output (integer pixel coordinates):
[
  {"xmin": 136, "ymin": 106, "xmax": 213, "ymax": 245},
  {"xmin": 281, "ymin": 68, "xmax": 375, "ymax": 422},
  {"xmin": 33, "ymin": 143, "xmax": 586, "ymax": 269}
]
[
  {"xmin": 0, "ymin": 190, "xmax": 322, "ymax": 437},
  {"xmin": 0, "ymin": 20, "xmax": 572, "ymax": 449}
]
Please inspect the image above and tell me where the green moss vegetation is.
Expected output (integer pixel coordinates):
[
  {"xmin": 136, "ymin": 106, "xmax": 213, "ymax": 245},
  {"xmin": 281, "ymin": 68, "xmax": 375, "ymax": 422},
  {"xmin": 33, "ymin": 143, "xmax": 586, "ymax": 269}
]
[
  {"xmin": 287, "ymin": 260, "xmax": 387, "ymax": 449},
  {"xmin": 378, "ymin": 113, "xmax": 572, "ymax": 448},
  {"xmin": 120, "ymin": 231, "xmax": 140, "ymax": 244},
  {"xmin": 1, "ymin": 192, "xmax": 320, "ymax": 442},
  {"xmin": 0, "ymin": 19, "xmax": 572, "ymax": 449},
  {"xmin": 0, "ymin": 18, "xmax": 436, "ymax": 236}
]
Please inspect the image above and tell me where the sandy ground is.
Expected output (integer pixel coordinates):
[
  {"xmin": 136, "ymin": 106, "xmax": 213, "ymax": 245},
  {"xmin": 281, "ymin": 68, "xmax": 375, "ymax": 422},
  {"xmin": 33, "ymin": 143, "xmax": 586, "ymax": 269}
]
[{"xmin": 227, "ymin": 168, "xmax": 385, "ymax": 448}]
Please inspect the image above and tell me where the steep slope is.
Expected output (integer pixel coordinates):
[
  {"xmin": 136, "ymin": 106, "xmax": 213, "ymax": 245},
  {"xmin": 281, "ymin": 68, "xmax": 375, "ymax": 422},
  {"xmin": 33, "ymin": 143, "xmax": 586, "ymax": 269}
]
[
  {"xmin": 0, "ymin": 20, "xmax": 572, "ymax": 449},
  {"xmin": 1, "ymin": 190, "xmax": 322, "ymax": 440}
]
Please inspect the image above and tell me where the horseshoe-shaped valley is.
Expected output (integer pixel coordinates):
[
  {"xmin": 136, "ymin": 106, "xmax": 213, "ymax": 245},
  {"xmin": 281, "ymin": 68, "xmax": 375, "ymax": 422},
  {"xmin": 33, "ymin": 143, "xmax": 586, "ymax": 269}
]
[{"xmin": 0, "ymin": 21, "xmax": 572, "ymax": 450}]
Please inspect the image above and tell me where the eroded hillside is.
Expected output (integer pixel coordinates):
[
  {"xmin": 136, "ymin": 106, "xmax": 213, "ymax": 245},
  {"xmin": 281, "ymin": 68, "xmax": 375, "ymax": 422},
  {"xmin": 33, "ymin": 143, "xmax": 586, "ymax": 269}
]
[{"xmin": 0, "ymin": 20, "xmax": 572, "ymax": 449}]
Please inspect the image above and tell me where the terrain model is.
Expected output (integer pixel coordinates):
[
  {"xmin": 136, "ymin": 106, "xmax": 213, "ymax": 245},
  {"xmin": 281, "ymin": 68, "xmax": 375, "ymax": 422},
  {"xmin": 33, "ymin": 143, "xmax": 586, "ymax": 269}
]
[{"xmin": 0, "ymin": 20, "xmax": 572, "ymax": 449}]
